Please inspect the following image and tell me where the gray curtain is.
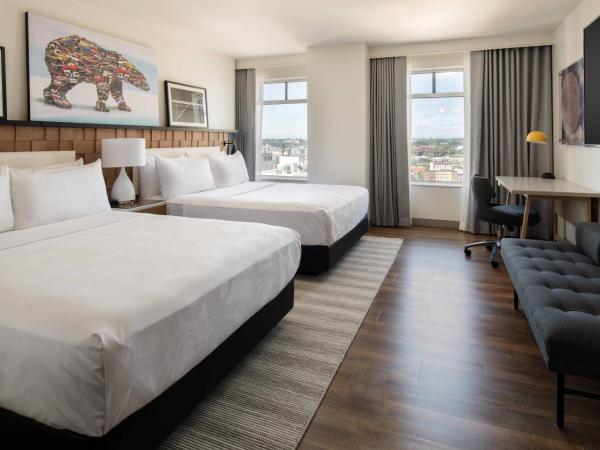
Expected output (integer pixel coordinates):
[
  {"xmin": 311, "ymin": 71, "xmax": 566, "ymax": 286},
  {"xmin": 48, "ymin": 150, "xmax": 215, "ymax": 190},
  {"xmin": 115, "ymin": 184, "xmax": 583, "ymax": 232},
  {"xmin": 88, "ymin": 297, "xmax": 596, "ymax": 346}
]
[
  {"xmin": 468, "ymin": 46, "xmax": 553, "ymax": 239},
  {"xmin": 235, "ymin": 69, "xmax": 256, "ymax": 181},
  {"xmin": 370, "ymin": 57, "xmax": 411, "ymax": 227}
]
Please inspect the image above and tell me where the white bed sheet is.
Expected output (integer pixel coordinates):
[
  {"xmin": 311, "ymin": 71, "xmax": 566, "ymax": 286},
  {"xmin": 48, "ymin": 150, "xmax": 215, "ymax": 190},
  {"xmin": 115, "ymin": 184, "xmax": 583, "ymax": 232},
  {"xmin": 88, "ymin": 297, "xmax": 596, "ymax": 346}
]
[
  {"xmin": 0, "ymin": 212, "xmax": 300, "ymax": 437},
  {"xmin": 166, "ymin": 182, "xmax": 369, "ymax": 246}
]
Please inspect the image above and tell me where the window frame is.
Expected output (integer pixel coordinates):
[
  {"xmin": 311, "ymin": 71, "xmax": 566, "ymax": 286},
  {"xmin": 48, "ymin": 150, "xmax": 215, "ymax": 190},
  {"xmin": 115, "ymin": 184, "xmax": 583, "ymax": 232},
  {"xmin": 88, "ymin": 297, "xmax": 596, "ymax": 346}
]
[
  {"xmin": 262, "ymin": 79, "xmax": 307, "ymax": 105},
  {"xmin": 258, "ymin": 78, "xmax": 308, "ymax": 181},
  {"xmin": 408, "ymin": 68, "xmax": 465, "ymax": 187}
]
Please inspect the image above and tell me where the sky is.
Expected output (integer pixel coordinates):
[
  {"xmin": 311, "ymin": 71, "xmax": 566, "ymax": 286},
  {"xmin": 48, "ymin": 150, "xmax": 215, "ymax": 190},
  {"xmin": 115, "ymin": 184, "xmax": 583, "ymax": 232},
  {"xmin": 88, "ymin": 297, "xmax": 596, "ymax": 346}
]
[
  {"xmin": 262, "ymin": 103, "xmax": 307, "ymax": 139},
  {"xmin": 411, "ymin": 97, "xmax": 464, "ymax": 140}
]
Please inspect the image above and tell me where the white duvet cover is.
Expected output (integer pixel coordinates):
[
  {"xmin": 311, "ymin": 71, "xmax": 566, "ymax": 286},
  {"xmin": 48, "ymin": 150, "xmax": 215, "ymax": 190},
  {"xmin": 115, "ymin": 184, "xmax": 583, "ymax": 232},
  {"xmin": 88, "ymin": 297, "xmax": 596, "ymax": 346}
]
[
  {"xmin": 167, "ymin": 182, "xmax": 369, "ymax": 246},
  {"xmin": 0, "ymin": 212, "xmax": 300, "ymax": 437}
]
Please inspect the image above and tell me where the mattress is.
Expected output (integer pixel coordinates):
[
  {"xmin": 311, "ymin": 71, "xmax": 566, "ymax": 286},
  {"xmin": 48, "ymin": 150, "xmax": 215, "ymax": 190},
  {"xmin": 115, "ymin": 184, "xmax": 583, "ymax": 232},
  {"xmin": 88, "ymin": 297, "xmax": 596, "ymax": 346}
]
[
  {"xmin": 166, "ymin": 182, "xmax": 369, "ymax": 246},
  {"xmin": 0, "ymin": 212, "xmax": 300, "ymax": 437}
]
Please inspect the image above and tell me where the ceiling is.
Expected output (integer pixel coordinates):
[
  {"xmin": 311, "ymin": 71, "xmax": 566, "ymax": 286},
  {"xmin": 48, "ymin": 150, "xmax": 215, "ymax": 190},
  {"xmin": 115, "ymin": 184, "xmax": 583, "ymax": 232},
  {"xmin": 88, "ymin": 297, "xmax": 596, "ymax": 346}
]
[{"xmin": 96, "ymin": 0, "xmax": 582, "ymax": 58}]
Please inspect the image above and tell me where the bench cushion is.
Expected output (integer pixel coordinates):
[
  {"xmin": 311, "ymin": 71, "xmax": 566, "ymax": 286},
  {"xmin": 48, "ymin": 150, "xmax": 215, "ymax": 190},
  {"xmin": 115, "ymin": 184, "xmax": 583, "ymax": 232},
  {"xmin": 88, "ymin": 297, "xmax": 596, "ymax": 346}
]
[{"xmin": 502, "ymin": 238, "xmax": 600, "ymax": 378}]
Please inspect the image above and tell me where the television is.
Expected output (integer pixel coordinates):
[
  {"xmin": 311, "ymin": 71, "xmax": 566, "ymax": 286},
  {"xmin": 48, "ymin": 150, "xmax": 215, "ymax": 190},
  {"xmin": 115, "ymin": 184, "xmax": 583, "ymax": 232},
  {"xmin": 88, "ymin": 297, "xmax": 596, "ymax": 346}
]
[{"xmin": 584, "ymin": 16, "xmax": 600, "ymax": 145}]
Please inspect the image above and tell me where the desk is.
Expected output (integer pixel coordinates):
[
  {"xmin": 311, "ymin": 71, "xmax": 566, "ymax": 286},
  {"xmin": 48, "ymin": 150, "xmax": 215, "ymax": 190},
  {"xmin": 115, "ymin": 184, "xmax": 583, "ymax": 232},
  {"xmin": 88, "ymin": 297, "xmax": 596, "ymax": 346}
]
[{"xmin": 496, "ymin": 176, "xmax": 600, "ymax": 239}]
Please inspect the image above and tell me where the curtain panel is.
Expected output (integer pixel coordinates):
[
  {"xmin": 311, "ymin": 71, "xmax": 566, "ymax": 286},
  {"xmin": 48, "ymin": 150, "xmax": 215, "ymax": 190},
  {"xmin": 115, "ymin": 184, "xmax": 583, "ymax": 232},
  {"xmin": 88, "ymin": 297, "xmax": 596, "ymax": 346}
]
[
  {"xmin": 235, "ymin": 69, "xmax": 256, "ymax": 181},
  {"xmin": 467, "ymin": 46, "xmax": 553, "ymax": 239},
  {"xmin": 370, "ymin": 57, "xmax": 411, "ymax": 227}
]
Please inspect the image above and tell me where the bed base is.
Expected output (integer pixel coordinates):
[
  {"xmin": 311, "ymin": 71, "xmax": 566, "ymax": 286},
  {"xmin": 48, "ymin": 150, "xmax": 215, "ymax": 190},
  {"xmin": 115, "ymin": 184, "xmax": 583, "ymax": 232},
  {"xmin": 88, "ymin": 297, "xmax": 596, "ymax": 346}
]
[
  {"xmin": 0, "ymin": 280, "xmax": 294, "ymax": 450},
  {"xmin": 299, "ymin": 215, "xmax": 368, "ymax": 276}
]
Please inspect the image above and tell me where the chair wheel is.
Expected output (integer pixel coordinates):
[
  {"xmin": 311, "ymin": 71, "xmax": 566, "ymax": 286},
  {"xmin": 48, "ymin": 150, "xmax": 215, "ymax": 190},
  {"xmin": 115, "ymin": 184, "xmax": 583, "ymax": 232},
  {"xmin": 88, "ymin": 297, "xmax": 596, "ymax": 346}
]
[
  {"xmin": 464, "ymin": 249, "xmax": 472, "ymax": 257},
  {"xmin": 491, "ymin": 261, "xmax": 499, "ymax": 268}
]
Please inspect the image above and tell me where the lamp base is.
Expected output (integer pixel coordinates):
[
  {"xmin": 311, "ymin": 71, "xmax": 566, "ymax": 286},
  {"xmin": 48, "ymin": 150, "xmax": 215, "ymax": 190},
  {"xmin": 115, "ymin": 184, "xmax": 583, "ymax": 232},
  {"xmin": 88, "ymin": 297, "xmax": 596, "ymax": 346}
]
[
  {"xmin": 111, "ymin": 167, "xmax": 136, "ymax": 204},
  {"xmin": 541, "ymin": 172, "xmax": 556, "ymax": 180}
]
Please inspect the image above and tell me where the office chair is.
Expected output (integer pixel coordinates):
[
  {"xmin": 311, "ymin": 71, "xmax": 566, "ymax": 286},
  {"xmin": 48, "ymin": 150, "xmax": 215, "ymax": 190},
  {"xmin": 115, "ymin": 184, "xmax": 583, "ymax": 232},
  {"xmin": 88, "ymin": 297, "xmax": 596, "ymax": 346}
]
[{"xmin": 464, "ymin": 174, "xmax": 541, "ymax": 268}]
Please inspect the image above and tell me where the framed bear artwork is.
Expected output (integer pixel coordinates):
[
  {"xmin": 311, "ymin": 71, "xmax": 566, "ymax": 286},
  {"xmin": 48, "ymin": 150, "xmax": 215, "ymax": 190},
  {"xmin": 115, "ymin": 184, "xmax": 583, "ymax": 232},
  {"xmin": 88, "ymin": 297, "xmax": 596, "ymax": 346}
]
[{"xmin": 26, "ymin": 12, "xmax": 159, "ymax": 126}]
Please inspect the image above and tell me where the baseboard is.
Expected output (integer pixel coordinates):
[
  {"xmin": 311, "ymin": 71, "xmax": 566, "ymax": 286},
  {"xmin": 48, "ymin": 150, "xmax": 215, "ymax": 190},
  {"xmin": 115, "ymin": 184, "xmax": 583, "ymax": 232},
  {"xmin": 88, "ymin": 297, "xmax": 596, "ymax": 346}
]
[{"xmin": 412, "ymin": 218, "xmax": 460, "ymax": 230}]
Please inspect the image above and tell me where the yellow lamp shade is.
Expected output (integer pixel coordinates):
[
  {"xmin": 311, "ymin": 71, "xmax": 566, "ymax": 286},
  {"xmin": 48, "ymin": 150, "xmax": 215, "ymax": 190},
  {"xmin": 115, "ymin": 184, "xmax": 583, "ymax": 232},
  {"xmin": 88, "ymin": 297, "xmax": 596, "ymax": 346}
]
[{"xmin": 527, "ymin": 130, "xmax": 548, "ymax": 144}]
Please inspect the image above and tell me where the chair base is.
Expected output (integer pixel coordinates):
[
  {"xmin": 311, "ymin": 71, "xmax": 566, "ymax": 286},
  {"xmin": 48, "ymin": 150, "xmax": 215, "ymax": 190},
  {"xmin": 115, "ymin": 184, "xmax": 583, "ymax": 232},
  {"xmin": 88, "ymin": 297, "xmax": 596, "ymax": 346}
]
[{"xmin": 464, "ymin": 227, "xmax": 504, "ymax": 268}]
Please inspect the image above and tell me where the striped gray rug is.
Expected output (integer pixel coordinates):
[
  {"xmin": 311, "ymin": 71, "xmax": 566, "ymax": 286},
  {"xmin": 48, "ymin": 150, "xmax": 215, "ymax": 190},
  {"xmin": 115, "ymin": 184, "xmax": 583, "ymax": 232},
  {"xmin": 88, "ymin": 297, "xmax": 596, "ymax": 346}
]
[{"xmin": 160, "ymin": 236, "xmax": 403, "ymax": 450}]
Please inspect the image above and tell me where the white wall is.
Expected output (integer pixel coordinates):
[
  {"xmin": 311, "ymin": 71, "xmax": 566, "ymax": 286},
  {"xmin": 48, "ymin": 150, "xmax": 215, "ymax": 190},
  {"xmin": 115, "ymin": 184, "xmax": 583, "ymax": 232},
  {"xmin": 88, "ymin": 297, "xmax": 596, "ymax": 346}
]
[
  {"xmin": 307, "ymin": 44, "xmax": 369, "ymax": 187},
  {"xmin": 553, "ymin": 0, "xmax": 600, "ymax": 242},
  {"xmin": 0, "ymin": 0, "xmax": 235, "ymax": 129}
]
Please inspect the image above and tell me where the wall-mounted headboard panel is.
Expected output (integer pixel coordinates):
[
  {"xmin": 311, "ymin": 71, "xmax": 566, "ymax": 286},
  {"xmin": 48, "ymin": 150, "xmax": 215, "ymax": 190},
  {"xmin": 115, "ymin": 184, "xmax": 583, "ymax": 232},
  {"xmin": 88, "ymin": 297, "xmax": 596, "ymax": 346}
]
[
  {"xmin": 145, "ymin": 146, "xmax": 221, "ymax": 158},
  {"xmin": 0, "ymin": 151, "xmax": 76, "ymax": 169}
]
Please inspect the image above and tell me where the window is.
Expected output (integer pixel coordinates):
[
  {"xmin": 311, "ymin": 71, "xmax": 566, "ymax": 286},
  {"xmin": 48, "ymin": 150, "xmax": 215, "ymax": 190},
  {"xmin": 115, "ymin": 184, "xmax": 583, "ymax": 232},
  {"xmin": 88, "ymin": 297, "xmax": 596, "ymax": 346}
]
[
  {"xmin": 409, "ymin": 70, "xmax": 464, "ymax": 185},
  {"xmin": 260, "ymin": 80, "xmax": 308, "ymax": 179}
]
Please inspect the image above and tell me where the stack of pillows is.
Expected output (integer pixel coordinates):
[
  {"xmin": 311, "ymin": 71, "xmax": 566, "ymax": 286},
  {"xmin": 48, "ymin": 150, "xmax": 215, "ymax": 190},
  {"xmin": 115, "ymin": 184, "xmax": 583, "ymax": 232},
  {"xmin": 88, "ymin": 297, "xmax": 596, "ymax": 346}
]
[
  {"xmin": 0, "ymin": 150, "xmax": 251, "ymax": 233},
  {"xmin": 139, "ymin": 151, "xmax": 249, "ymax": 200},
  {"xmin": 1, "ymin": 159, "xmax": 110, "ymax": 232}
]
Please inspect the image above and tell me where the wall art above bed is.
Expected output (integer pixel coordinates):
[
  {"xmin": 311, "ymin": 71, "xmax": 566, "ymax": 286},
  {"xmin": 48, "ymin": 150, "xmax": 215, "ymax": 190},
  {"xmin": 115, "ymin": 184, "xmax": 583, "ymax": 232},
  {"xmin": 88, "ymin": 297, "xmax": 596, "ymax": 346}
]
[
  {"xmin": 26, "ymin": 12, "xmax": 159, "ymax": 126},
  {"xmin": 165, "ymin": 81, "xmax": 209, "ymax": 128},
  {"xmin": 560, "ymin": 58, "xmax": 584, "ymax": 145}
]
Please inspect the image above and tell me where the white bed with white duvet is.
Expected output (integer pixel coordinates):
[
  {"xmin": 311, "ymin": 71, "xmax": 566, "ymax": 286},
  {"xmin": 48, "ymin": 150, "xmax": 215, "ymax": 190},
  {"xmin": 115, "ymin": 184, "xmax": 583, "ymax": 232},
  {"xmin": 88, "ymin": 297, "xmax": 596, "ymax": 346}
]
[
  {"xmin": 0, "ymin": 151, "xmax": 300, "ymax": 447},
  {"xmin": 140, "ymin": 147, "xmax": 369, "ymax": 274}
]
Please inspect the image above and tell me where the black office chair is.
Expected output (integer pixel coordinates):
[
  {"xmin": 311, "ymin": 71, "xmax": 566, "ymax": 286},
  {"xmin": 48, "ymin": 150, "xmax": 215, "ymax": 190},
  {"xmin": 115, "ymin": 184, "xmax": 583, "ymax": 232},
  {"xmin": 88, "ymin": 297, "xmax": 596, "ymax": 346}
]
[{"xmin": 464, "ymin": 174, "xmax": 541, "ymax": 268}]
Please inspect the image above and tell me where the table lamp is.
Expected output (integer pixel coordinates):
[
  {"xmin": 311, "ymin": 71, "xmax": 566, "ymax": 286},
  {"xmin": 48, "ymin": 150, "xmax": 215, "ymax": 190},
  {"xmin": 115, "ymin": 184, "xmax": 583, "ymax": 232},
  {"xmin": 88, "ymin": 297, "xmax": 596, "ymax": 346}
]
[
  {"xmin": 101, "ymin": 138, "xmax": 146, "ymax": 205},
  {"xmin": 526, "ymin": 130, "xmax": 555, "ymax": 179}
]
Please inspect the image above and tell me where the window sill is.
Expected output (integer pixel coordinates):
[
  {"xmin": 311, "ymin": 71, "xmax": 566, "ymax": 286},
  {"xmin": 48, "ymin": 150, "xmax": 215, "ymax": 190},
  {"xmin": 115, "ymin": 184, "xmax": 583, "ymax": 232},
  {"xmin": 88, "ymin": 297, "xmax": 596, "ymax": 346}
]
[
  {"xmin": 258, "ymin": 175, "xmax": 308, "ymax": 182},
  {"xmin": 411, "ymin": 182, "xmax": 463, "ymax": 188}
]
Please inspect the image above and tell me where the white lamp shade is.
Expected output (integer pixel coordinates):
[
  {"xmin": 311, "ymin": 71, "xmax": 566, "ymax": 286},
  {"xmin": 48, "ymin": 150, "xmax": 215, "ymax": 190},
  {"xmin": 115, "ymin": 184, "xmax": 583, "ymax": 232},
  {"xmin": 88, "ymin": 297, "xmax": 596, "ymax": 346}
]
[{"xmin": 101, "ymin": 138, "xmax": 146, "ymax": 168}]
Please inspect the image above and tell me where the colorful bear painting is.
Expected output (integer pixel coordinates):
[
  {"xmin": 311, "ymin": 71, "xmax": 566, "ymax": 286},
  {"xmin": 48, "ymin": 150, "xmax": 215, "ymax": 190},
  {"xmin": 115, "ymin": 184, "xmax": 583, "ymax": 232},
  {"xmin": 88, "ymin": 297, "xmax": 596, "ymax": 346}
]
[
  {"xmin": 43, "ymin": 36, "xmax": 150, "ymax": 113},
  {"xmin": 27, "ymin": 13, "xmax": 159, "ymax": 126}
]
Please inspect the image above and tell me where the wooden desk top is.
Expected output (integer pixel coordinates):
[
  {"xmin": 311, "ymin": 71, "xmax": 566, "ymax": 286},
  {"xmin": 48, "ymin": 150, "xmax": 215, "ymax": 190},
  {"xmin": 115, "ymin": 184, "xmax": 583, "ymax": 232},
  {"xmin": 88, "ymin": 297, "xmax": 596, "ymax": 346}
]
[{"xmin": 496, "ymin": 176, "xmax": 600, "ymax": 198}]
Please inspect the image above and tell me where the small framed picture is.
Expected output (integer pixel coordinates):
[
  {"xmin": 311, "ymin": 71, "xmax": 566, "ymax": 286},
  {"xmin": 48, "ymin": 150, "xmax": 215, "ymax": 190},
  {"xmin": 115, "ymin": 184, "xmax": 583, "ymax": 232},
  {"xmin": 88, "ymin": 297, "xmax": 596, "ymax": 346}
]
[
  {"xmin": 165, "ymin": 81, "xmax": 208, "ymax": 128},
  {"xmin": 560, "ymin": 58, "xmax": 584, "ymax": 145},
  {"xmin": 0, "ymin": 46, "xmax": 6, "ymax": 120}
]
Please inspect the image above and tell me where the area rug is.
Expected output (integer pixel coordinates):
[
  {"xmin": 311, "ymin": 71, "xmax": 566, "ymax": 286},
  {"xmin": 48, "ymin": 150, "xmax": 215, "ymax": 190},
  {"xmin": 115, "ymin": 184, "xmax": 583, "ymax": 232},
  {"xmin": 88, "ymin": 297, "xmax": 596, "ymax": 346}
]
[{"xmin": 160, "ymin": 235, "xmax": 403, "ymax": 450}]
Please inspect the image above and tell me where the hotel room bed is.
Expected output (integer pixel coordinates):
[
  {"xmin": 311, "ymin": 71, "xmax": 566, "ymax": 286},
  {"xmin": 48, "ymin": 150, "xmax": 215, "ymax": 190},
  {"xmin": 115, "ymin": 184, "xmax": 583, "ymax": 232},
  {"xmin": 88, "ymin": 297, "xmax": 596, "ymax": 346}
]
[
  {"xmin": 0, "ymin": 211, "xmax": 300, "ymax": 448},
  {"xmin": 166, "ymin": 181, "xmax": 369, "ymax": 275}
]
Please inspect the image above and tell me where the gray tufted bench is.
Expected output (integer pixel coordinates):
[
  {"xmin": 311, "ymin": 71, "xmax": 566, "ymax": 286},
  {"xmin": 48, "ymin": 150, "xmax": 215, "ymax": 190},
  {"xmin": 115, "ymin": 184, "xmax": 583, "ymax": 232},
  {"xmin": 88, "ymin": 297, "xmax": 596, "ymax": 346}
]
[{"xmin": 502, "ymin": 222, "xmax": 600, "ymax": 428}]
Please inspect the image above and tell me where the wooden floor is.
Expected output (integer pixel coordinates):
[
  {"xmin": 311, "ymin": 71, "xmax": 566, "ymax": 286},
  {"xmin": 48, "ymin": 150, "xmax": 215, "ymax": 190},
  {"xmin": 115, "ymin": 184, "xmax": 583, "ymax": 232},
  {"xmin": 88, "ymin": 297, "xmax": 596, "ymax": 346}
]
[{"xmin": 299, "ymin": 227, "xmax": 600, "ymax": 450}]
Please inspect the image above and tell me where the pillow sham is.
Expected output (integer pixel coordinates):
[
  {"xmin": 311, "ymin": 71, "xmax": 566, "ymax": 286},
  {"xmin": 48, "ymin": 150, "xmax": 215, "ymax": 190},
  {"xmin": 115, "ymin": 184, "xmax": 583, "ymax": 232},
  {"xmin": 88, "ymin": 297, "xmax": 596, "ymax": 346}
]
[
  {"xmin": 35, "ymin": 159, "xmax": 84, "ymax": 171},
  {"xmin": 138, "ymin": 155, "xmax": 161, "ymax": 199},
  {"xmin": 10, "ymin": 160, "xmax": 110, "ymax": 230},
  {"xmin": 155, "ymin": 155, "xmax": 216, "ymax": 199},
  {"xmin": 0, "ymin": 166, "xmax": 14, "ymax": 232},
  {"xmin": 208, "ymin": 151, "xmax": 249, "ymax": 188}
]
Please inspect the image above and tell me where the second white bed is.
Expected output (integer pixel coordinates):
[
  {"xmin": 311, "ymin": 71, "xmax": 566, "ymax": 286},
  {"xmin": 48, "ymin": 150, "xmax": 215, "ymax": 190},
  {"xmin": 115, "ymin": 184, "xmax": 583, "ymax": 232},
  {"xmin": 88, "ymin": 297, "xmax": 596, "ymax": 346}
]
[{"xmin": 166, "ymin": 181, "xmax": 369, "ymax": 246}]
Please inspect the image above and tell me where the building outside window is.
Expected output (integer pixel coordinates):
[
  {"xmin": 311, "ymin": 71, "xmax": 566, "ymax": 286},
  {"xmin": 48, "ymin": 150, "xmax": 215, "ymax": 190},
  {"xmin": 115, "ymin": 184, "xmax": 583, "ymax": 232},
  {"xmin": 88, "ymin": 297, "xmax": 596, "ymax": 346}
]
[
  {"xmin": 409, "ymin": 70, "xmax": 465, "ymax": 184},
  {"xmin": 259, "ymin": 79, "xmax": 308, "ymax": 179}
]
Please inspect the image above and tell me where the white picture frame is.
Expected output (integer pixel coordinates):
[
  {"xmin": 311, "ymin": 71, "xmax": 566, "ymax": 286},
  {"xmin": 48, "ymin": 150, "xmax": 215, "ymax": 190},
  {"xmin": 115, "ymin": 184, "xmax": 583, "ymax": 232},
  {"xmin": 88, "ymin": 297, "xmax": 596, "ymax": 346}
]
[{"xmin": 165, "ymin": 81, "xmax": 208, "ymax": 128}]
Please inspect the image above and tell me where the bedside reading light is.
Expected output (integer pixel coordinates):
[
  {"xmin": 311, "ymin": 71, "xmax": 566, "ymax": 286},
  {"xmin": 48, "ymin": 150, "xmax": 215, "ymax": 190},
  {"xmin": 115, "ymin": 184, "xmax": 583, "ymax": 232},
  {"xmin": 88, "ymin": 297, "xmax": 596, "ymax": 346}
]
[
  {"xmin": 526, "ymin": 130, "xmax": 555, "ymax": 179},
  {"xmin": 101, "ymin": 138, "xmax": 146, "ymax": 205}
]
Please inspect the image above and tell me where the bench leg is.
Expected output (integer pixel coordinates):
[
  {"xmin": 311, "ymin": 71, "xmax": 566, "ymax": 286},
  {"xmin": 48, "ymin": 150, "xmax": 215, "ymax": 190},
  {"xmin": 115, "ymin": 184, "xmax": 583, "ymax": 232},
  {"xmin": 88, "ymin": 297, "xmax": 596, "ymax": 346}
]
[
  {"xmin": 557, "ymin": 373, "xmax": 565, "ymax": 429},
  {"xmin": 513, "ymin": 290, "xmax": 519, "ymax": 310}
]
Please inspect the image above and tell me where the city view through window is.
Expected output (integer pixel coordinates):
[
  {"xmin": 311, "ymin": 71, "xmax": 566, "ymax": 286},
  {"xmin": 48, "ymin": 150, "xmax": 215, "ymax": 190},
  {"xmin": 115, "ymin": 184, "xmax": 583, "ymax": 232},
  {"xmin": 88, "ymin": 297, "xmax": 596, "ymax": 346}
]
[
  {"xmin": 260, "ymin": 80, "xmax": 307, "ymax": 178},
  {"xmin": 410, "ymin": 71, "xmax": 465, "ymax": 184}
]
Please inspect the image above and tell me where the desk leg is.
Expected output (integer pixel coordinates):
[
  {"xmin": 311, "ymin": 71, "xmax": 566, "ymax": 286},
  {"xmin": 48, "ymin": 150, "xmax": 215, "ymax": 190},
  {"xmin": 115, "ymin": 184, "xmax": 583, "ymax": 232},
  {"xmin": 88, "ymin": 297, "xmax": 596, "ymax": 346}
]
[
  {"xmin": 521, "ymin": 195, "xmax": 531, "ymax": 239},
  {"xmin": 506, "ymin": 192, "xmax": 511, "ymax": 205},
  {"xmin": 587, "ymin": 198, "xmax": 593, "ymax": 222}
]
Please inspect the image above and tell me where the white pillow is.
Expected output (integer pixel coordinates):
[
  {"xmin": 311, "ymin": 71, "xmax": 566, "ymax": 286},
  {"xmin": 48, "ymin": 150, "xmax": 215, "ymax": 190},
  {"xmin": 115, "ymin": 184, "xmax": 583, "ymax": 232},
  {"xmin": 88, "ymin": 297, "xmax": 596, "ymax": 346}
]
[
  {"xmin": 0, "ymin": 166, "xmax": 14, "ymax": 232},
  {"xmin": 10, "ymin": 160, "xmax": 110, "ymax": 230},
  {"xmin": 208, "ymin": 152, "xmax": 249, "ymax": 188},
  {"xmin": 35, "ymin": 159, "xmax": 84, "ymax": 171},
  {"xmin": 155, "ymin": 155, "xmax": 216, "ymax": 199},
  {"xmin": 138, "ymin": 155, "xmax": 161, "ymax": 199}
]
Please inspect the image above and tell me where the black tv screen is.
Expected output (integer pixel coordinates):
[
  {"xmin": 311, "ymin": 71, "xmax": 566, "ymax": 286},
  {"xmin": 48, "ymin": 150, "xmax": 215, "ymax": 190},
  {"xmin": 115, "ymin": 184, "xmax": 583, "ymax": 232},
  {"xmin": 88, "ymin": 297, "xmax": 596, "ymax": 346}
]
[{"xmin": 585, "ymin": 17, "xmax": 600, "ymax": 145}]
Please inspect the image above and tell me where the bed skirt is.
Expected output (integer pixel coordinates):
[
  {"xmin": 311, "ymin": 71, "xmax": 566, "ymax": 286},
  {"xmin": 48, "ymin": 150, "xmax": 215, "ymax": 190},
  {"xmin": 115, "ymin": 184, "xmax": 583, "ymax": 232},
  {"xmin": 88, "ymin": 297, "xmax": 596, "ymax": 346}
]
[
  {"xmin": 0, "ymin": 280, "xmax": 295, "ymax": 450},
  {"xmin": 299, "ymin": 215, "xmax": 369, "ymax": 275}
]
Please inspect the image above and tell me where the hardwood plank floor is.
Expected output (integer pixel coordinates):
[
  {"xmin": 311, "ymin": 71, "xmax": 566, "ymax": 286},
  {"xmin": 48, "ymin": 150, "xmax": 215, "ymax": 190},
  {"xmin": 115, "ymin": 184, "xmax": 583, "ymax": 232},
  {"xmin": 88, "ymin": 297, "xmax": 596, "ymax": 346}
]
[{"xmin": 299, "ymin": 227, "xmax": 600, "ymax": 450}]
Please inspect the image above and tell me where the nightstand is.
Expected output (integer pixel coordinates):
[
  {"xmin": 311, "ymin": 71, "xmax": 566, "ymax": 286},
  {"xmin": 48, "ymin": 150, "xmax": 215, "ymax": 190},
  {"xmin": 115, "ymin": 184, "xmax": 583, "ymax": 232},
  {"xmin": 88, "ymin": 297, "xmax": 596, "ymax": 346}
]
[{"xmin": 111, "ymin": 198, "xmax": 167, "ymax": 215}]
